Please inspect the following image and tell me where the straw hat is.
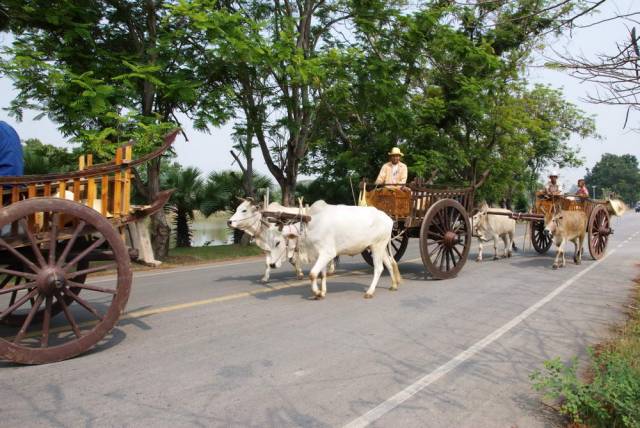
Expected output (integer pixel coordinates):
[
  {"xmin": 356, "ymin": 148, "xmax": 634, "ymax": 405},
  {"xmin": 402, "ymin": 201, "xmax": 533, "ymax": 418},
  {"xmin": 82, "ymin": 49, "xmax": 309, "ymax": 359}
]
[
  {"xmin": 388, "ymin": 147, "xmax": 404, "ymax": 156},
  {"xmin": 549, "ymin": 170, "xmax": 559, "ymax": 177}
]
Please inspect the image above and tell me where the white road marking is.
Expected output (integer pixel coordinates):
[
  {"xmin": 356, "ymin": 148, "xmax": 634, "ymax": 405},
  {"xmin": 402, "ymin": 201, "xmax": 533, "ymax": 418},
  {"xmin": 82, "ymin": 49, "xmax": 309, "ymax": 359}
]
[{"xmin": 344, "ymin": 239, "xmax": 627, "ymax": 428}]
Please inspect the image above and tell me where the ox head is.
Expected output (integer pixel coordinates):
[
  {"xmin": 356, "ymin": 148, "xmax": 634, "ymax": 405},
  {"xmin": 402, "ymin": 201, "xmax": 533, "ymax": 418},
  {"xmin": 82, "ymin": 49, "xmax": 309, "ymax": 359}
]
[
  {"xmin": 227, "ymin": 199, "xmax": 261, "ymax": 232},
  {"xmin": 471, "ymin": 202, "xmax": 489, "ymax": 238},
  {"xmin": 263, "ymin": 225, "xmax": 297, "ymax": 269},
  {"xmin": 542, "ymin": 205, "xmax": 562, "ymax": 236}
]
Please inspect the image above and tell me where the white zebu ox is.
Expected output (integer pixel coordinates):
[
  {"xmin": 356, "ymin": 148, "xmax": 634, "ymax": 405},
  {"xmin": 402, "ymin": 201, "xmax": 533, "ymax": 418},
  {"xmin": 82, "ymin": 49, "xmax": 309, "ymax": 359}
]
[
  {"xmin": 227, "ymin": 200, "xmax": 335, "ymax": 282},
  {"xmin": 543, "ymin": 207, "xmax": 587, "ymax": 269},
  {"xmin": 268, "ymin": 201, "xmax": 402, "ymax": 299},
  {"xmin": 471, "ymin": 203, "xmax": 517, "ymax": 261}
]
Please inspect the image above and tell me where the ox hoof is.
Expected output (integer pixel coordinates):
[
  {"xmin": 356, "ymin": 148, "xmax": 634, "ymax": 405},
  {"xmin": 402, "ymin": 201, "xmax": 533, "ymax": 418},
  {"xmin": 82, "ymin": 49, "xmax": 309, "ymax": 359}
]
[
  {"xmin": 507, "ymin": 252, "xmax": 512, "ymax": 258},
  {"xmin": 552, "ymin": 264, "xmax": 559, "ymax": 270},
  {"xmin": 364, "ymin": 293, "xmax": 374, "ymax": 299},
  {"xmin": 475, "ymin": 258, "xmax": 481, "ymax": 263},
  {"xmin": 493, "ymin": 257, "xmax": 499, "ymax": 261},
  {"xmin": 312, "ymin": 294, "xmax": 324, "ymax": 300},
  {"xmin": 260, "ymin": 278, "xmax": 269, "ymax": 284},
  {"xmin": 296, "ymin": 274, "xmax": 304, "ymax": 280},
  {"xmin": 389, "ymin": 286, "xmax": 398, "ymax": 291}
]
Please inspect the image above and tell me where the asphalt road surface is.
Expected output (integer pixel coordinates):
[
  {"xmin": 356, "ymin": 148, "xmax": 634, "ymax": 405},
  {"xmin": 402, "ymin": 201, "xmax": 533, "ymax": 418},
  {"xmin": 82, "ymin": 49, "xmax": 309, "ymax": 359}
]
[{"xmin": 2, "ymin": 215, "xmax": 639, "ymax": 427}]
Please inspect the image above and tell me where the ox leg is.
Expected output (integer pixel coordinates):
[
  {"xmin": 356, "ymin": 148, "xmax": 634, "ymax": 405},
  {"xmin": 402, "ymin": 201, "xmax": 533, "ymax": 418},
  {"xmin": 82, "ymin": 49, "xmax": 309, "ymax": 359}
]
[
  {"xmin": 364, "ymin": 247, "xmax": 385, "ymax": 299},
  {"xmin": 291, "ymin": 257, "xmax": 304, "ymax": 280},
  {"xmin": 381, "ymin": 251, "xmax": 398, "ymax": 291},
  {"xmin": 505, "ymin": 233, "xmax": 513, "ymax": 258},
  {"xmin": 574, "ymin": 236, "xmax": 584, "ymax": 265},
  {"xmin": 476, "ymin": 240, "xmax": 483, "ymax": 262},
  {"xmin": 493, "ymin": 235, "xmax": 499, "ymax": 260},
  {"xmin": 553, "ymin": 240, "xmax": 562, "ymax": 270},
  {"xmin": 310, "ymin": 254, "xmax": 333, "ymax": 299},
  {"xmin": 320, "ymin": 267, "xmax": 328, "ymax": 298},
  {"xmin": 327, "ymin": 258, "xmax": 336, "ymax": 276},
  {"xmin": 560, "ymin": 238, "xmax": 567, "ymax": 267},
  {"xmin": 261, "ymin": 261, "xmax": 270, "ymax": 283},
  {"xmin": 501, "ymin": 234, "xmax": 508, "ymax": 258}
]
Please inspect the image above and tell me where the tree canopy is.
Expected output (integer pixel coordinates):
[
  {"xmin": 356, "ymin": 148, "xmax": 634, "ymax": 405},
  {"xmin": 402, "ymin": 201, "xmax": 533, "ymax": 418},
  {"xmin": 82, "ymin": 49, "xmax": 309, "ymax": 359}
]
[
  {"xmin": 0, "ymin": 0, "xmax": 610, "ymax": 236},
  {"xmin": 585, "ymin": 153, "xmax": 640, "ymax": 204}
]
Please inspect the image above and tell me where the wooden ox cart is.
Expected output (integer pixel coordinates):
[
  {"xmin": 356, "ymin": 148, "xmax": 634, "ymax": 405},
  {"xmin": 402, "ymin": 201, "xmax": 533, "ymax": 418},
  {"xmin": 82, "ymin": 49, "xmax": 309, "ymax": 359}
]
[
  {"xmin": 488, "ymin": 192, "xmax": 613, "ymax": 260},
  {"xmin": 0, "ymin": 130, "xmax": 178, "ymax": 364},
  {"xmin": 359, "ymin": 171, "xmax": 489, "ymax": 279}
]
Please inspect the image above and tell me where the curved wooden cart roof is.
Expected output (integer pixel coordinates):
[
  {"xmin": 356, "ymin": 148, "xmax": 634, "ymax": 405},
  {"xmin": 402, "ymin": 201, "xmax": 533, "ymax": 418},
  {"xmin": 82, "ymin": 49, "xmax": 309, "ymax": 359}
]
[{"xmin": 0, "ymin": 129, "xmax": 179, "ymax": 364}]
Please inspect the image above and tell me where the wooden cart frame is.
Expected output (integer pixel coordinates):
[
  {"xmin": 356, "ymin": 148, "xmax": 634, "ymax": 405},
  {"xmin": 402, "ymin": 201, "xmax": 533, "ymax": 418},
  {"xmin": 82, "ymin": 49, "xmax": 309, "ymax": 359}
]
[
  {"xmin": 360, "ymin": 171, "xmax": 489, "ymax": 279},
  {"xmin": 0, "ymin": 130, "xmax": 178, "ymax": 364},
  {"xmin": 494, "ymin": 192, "xmax": 613, "ymax": 260}
]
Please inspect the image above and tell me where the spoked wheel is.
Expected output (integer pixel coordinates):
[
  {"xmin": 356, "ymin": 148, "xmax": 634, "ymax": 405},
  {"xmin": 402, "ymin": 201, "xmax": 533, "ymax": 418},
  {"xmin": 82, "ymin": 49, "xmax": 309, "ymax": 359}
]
[
  {"xmin": 588, "ymin": 205, "xmax": 611, "ymax": 260},
  {"xmin": 362, "ymin": 222, "xmax": 409, "ymax": 266},
  {"xmin": 0, "ymin": 198, "xmax": 132, "ymax": 364},
  {"xmin": 419, "ymin": 199, "xmax": 471, "ymax": 279},
  {"xmin": 0, "ymin": 258, "xmax": 88, "ymax": 327},
  {"xmin": 530, "ymin": 219, "xmax": 553, "ymax": 254}
]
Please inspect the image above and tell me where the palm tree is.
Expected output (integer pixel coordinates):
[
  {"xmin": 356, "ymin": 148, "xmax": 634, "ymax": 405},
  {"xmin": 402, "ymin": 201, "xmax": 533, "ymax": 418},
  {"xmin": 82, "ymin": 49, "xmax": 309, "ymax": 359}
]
[
  {"xmin": 165, "ymin": 166, "xmax": 204, "ymax": 247},
  {"xmin": 200, "ymin": 170, "xmax": 273, "ymax": 244},
  {"xmin": 200, "ymin": 170, "xmax": 273, "ymax": 216}
]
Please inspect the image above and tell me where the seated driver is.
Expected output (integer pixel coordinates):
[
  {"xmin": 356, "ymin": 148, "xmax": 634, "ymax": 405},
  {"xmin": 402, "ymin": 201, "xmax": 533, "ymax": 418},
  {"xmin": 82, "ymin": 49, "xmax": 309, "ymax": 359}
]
[
  {"xmin": 544, "ymin": 170, "xmax": 563, "ymax": 196},
  {"xmin": 375, "ymin": 147, "xmax": 408, "ymax": 189}
]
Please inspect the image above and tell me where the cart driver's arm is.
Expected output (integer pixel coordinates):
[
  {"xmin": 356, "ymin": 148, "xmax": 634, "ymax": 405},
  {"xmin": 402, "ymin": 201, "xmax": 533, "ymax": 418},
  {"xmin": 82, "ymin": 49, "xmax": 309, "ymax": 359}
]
[
  {"xmin": 398, "ymin": 163, "xmax": 408, "ymax": 186},
  {"xmin": 375, "ymin": 163, "xmax": 389, "ymax": 185}
]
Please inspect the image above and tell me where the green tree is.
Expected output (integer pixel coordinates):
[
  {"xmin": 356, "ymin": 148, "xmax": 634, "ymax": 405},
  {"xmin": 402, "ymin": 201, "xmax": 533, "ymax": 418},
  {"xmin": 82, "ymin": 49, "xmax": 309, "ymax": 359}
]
[
  {"xmin": 201, "ymin": 170, "xmax": 273, "ymax": 244},
  {"xmin": 0, "ymin": 0, "xmax": 231, "ymax": 258},
  {"xmin": 165, "ymin": 166, "xmax": 204, "ymax": 248},
  {"xmin": 170, "ymin": 0, "xmax": 353, "ymax": 205},
  {"xmin": 200, "ymin": 170, "xmax": 273, "ymax": 217},
  {"xmin": 585, "ymin": 154, "xmax": 640, "ymax": 204},
  {"xmin": 305, "ymin": 2, "xmax": 596, "ymax": 206},
  {"xmin": 22, "ymin": 138, "xmax": 79, "ymax": 174}
]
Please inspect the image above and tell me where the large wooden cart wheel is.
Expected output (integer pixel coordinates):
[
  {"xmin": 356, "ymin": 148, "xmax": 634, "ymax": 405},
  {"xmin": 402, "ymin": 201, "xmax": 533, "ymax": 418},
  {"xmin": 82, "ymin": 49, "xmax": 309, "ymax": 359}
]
[
  {"xmin": 0, "ymin": 198, "xmax": 132, "ymax": 364},
  {"xmin": 588, "ymin": 205, "xmax": 611, "ymax": 260},
  {"xmin": 0, "ymin": 258, "xmax": 88, "ymax": 327},
  {"xmin": 419, "ymin": 199, "xmax": 471, "ymax": 279},
  {"xmin": 531, "ymin": 220, "xmax": 553, "ymax": 254},
  {"xmin": 361, "ymin": 222, "xmax": 409, "ymax": 266}
]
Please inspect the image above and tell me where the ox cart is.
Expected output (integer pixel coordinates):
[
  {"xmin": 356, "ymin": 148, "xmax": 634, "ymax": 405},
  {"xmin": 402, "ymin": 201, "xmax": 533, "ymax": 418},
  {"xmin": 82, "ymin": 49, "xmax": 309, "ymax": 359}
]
[
  {"xmin": 0, "ymin": 130, "xmax": 178, "ymax": 364},
  {"xmin": 488, "ymin": 192, "xmax": 613, "ymax": 260},
  {"xmin": 359, "ymin": 171, "xmax": 488, "ymax": 279}
]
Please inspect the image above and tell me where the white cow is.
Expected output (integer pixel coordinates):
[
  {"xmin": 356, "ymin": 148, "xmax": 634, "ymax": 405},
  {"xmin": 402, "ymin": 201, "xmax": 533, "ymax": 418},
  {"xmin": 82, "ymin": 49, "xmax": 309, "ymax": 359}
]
[
  {"xmin": 227, "ymin": 200, "xmax": 335, "ymax": 282},
  {"xmin": 268, "ymin": 200, "xmax": 402, "ymax": 299},
  {"xmin": 471, "ymin": 203, "xmax": 517, "ymax": 261}
]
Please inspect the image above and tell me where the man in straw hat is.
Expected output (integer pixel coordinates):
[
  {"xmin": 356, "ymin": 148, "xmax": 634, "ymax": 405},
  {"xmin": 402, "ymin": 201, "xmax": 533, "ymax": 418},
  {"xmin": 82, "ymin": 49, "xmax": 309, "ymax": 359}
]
[
  {"xmin": 375, "ymin": 147, "xmax": 408, "ymax": 188},
  {"xmin": 544, "ymin": 170, "xmax": 564, "ymax": 195}
]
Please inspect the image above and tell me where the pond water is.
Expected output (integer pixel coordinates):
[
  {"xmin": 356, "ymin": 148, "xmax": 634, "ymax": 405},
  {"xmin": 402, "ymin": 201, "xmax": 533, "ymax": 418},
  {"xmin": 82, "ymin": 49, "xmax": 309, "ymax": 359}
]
[{"xmin": 168, "ymin": 215, "xmax": 234, "ymax": 248}]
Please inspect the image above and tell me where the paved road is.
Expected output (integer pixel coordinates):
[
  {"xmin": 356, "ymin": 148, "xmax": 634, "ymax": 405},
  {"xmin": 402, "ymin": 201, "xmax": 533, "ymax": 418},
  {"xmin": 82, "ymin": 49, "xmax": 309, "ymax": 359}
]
[{"xmin": 2, "ymin": 215, "xmax": 639, "ymax": 427}]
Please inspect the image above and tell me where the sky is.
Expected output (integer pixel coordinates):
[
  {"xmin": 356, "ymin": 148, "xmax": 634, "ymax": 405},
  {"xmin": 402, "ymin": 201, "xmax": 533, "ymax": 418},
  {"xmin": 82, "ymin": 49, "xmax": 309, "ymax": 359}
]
[{"xmin": 0, "ymin": 0, "xmax": 639, "ymax": 199}]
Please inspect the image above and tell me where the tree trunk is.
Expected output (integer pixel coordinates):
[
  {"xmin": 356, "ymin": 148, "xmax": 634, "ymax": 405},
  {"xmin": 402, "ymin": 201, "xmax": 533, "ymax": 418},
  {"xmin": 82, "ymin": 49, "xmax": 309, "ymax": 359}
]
[
  {"xmin": 243, "ymin": 130, "xmax": 254, "ymax": 198},
  {"xmin": 148, "ymin": 158, "xmax": 171, "ymax": 259},
  {"xmin": 233, "ymin": 228, "xmax": 244, "ymax": 245},
  {"xmin": 281, "ymin": 153, "xmax": 299, "ymax": 206},
  {"xmin": 175, "ymin": 208, "xmax": 191, "ymax": 248}
]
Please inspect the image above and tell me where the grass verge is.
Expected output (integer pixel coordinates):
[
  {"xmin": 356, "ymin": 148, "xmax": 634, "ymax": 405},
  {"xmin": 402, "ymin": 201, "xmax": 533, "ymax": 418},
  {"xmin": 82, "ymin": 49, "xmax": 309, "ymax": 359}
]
[
  {"xmin": 165, "ymin": 244, "xmax": 263, "ymax": 265},
  {"xmin": 530, "ymin": 278, "xmax": 640, "ymax": 427}
]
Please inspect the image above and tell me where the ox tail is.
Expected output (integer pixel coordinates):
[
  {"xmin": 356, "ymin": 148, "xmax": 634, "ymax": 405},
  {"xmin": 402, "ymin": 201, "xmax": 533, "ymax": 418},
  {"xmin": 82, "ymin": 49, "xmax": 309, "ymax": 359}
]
[{"xmin": 512, "ymin": 241, "xmax": 518, "ymax": 252}]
